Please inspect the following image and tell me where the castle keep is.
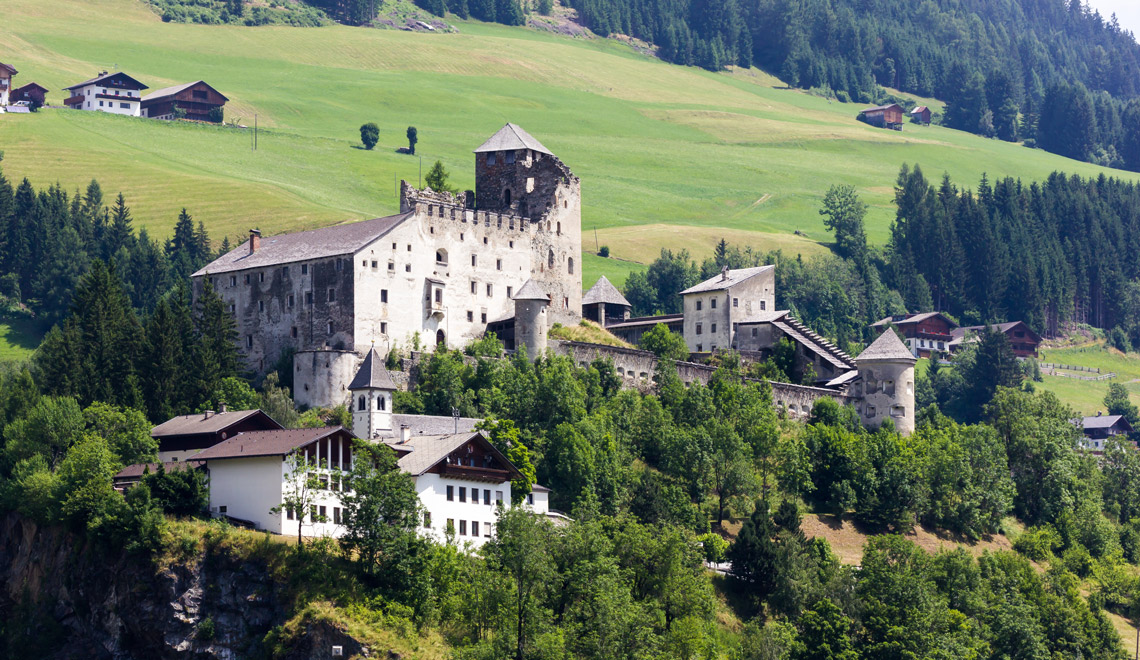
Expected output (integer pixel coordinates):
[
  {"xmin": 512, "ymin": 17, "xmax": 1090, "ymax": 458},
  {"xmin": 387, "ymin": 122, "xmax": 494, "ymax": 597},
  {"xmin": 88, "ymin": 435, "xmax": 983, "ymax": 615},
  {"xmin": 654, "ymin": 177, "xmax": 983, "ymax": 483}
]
[{"xmin": 192, "ymin": 124, "xmax": 581, "ymax": 408}]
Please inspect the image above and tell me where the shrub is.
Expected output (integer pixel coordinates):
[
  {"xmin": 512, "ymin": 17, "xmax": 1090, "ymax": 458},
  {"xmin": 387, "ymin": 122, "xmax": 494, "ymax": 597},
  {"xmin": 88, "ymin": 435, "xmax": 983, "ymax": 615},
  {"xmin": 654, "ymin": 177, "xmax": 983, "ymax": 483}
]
[
  {"xmin": 360, "ymin": 122, "xmax": 379, "ymax": 150},
  {"xmin": 598, "ymin": 245, "xmax": 610, "ymax": 257},
  {"xmin": 1013, "ymin": 526, "xmax": 1061, "ymax": 561},
  {"xmin": 197, "ymin": 617, "xmax": 216, "ymax": 641},
  {"xmin": 699, "ymin": 532, "xmax": 728, "ymax": 563}
]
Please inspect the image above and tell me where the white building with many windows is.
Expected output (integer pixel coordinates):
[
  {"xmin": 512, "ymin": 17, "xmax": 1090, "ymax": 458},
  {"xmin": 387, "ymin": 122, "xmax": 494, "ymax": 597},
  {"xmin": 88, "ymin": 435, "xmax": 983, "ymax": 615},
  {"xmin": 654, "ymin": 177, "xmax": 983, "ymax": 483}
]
[{"xmin": 63, "ymin": 71, "xmax": 147, "ymax": 116}]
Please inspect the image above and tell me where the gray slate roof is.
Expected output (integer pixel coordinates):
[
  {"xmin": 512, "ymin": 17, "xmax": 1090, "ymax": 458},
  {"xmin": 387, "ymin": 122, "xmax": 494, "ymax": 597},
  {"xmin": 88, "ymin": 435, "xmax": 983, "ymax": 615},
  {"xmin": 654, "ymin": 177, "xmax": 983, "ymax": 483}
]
[
  {"xmin": 737, "ymin": 310, "xmax": 791, "ymax": 325},
  {"xmin": 856, "ymin": 330, "xmax": 917, "ymax": 363},
  {"xmin": 192, "ymin": 212, "xmax": 412, "ymax": 276},
  {"xmin": 870, "ymin": 311, "xmax": 953, "ymax": 328},
  {"xmin": 679, "ymin": 265, "xmax": 774, "ymax": 295},
  {"xmin": 474, "ymin": 123, "xmax": 553, "ymax": 155},
  {"xmin": 142, "ymin": 80, "xmax": 228, "ymax": 102},
  {"xmin": 349, "ymin": 347, "xmax": 397, "ymax": 391},
  {"xmin": 192, "ymin": 427, "xmax": 348, "ymax": 460},
  {"xmin": 385, "ymin": 431, "xmax": 522, "ymax": 479},
  {"xmin": 582, "ymin": 275, "xmax": 631, "ymax": 307},
  {"xmin": 513, "ymin": 279, "xmax": 550, "ymax": 301},
  {"xmin": 386, "ymin": 414, "xmax": 481, "ymax": 437},
  {"xmin": 1080, "ymin": 414, "xmax": 1130, "ymax": 430},
  {"xmin": 151, "ymin": 409, "xmax": 280, "ymax": 437},
  {"xmin": 65, "ymin": 71, "xmax": 147, "ymax": 91}
]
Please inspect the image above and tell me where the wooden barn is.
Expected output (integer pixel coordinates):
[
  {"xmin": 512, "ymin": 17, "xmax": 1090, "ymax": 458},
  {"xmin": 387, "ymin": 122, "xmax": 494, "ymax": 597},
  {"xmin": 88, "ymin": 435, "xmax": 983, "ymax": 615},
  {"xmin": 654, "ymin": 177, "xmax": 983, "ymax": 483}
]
[
  {"xmin": 12, "ymin": 82, "xmax": 48, "ymax": 108},
  {"xmin": 141, "ymin": 80, "xmax": 228, "ymax": 122},
  {"xmin": 910, "ymin": 105, "xmax": 931, "ymax": 125},
  {"xmin": 859, "ymin": 103, "xmax": 904, "ymax": 130}
]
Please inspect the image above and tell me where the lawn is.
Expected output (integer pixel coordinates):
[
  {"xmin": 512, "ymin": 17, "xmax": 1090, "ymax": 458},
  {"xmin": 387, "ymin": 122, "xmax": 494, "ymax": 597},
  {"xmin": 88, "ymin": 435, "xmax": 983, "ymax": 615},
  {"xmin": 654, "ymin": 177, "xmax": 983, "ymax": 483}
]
[
  {"xmin": 3, "ymin": 0, "xmax": 1137, "ymax": 291},
  {"xmin": 1035, "ymin": 341, "xmax": 1140, "ymax": 415},
  {"xmin": 0, "ymin": 318, "xmax": 43, "ymax": 362}
]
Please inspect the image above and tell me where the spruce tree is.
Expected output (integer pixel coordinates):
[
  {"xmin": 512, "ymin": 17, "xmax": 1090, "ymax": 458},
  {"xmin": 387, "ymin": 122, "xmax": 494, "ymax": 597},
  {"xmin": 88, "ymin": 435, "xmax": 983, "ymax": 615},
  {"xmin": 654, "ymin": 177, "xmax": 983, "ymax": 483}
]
[
  {"xmin": 194, "ymin": 279, "xmax": 240, "ymax": 405},
  {"xmin": 143, "ymin": 286, "xmax": 196, "ymax": 421},
  {"xmin": 105, "ymin": 193, "xmax": 135, "ymax": 260}
]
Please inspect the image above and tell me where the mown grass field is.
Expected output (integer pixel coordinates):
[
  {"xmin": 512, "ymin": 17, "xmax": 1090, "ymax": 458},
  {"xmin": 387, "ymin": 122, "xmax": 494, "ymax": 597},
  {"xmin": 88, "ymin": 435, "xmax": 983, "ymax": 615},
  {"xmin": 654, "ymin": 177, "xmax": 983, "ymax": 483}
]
[
  {"xmin": 1036, "ymin": 341, "xmax": 1140, "ymax": 414},
  {"xmin": 4, "ymin": 0, "xmax": 1139, "ymax": 294}
]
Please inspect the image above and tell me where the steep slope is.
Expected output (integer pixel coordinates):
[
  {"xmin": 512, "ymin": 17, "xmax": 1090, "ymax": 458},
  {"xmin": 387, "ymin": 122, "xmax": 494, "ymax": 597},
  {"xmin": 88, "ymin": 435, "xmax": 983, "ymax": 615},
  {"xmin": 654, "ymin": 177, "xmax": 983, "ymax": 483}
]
[{"xmin": 2, "ymin": 0, "xmax": 1138, "ymax": 288}]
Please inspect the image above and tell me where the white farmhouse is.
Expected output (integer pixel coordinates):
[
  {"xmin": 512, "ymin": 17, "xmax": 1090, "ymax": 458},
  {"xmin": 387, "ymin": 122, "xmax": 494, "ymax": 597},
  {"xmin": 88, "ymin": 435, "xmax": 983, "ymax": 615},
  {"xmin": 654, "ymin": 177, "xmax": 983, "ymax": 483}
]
[
  {"xmin": 63, "ymin": 71, "xmax": 148, "ymax": 116},
  {"xmin": 0, "ymin": 62, "xmax": 16, "ymax": 107}
]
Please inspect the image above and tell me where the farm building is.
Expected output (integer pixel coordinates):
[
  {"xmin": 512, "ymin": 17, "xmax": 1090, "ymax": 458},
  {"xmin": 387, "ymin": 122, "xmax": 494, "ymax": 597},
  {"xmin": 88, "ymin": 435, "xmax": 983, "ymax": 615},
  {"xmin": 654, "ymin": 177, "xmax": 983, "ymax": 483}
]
[
  {"xmin": 64, "ymin": 71, "xmax": 148, "ymax": 116},
  {"xmin": 910, "ymin": 106, "xmax": 931, "ymax": 125},
  {"xmin": 0, "ymin": 62, "xmax": 16, "ymax": 107},
  {"xmin": 142, "ymin": 80, "xmax": 228, "ymax": 122},
  {"xmin": 1075, "ymin": 413, "xmax": 1134, "ymax": 453},
  {"xmin": 12, "ymin": 82, "xmax": 48, "ymax": 108},
  {"xmin": 949, "ymin": 321, "xmax": 1042, "ymax": 358},
  {"xmin": 859, "ymin": 103, "xmax": 904, "ymax": 129},
  {"xmin": 870, "ymin": 312, "xmax": 956, "ymax": 358}
]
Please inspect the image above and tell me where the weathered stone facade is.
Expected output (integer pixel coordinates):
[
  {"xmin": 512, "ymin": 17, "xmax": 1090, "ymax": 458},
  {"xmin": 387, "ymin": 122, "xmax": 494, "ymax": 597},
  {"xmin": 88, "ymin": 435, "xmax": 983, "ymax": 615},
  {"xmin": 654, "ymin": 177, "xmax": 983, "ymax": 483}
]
[
  {"xmin": 681, "ymin": 266, "xmax": 775, "ymax": 353},
  {"xmin": 193, "ymin": 125, "xmax": 582, "ymax": 408}
]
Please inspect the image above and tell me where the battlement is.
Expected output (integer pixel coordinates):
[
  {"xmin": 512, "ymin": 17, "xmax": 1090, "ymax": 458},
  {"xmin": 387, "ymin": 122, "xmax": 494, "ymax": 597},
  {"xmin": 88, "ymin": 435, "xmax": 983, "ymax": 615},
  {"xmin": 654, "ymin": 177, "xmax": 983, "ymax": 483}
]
[{"xmin": 401, "ymin": 181, "xmax": 548, "ymax": 230}]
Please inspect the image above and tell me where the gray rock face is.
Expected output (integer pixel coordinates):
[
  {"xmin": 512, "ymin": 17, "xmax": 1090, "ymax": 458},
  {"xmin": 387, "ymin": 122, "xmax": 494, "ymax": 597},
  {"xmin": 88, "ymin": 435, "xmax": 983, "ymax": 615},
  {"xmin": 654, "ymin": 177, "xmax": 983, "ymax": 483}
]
[{"xmin": 0, "ymin": 513, "xmax": 290, "ymax": 659}]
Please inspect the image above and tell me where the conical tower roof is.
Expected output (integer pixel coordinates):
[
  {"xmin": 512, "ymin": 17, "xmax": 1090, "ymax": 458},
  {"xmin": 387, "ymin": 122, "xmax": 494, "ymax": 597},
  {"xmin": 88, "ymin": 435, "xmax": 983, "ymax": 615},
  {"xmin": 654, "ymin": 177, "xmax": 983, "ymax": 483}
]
[
  {"xmin": 474, "ymin": 123, "xmax": 553, "ymax": 155},
  {"xmin": 856, "ymin": 330, "xmax": 917, "ymax": 363},
  {"xmin": 348, "ymin": 346, "xmax": 398, "ymax": 390},
  {"xmin": 582, "ymin": 275, "xmax": 631, "ymax": 307},
  {"xmin": 513, "ymin": 279, "xmax": 550, "ymax": 302}
]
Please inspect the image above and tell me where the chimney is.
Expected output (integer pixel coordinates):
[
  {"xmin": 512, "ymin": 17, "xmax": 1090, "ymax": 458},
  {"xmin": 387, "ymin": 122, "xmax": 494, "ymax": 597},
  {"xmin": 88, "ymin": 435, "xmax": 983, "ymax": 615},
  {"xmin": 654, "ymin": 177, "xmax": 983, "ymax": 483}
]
[
  {"xmin": 219, "ymin": 402, "xmax": 227, "ymax": 413},
  {"xmin": 721, "ymin": 266, "xmax": 729, "ymax": 281},
  {"xmin": 204, "ymin": 410, "xmax": 214, "ymax": 420},
  {"xmin": 400, "ymin": 424, "xmax": 411, "ymax": 444},
  {"xmin": 249, "ymin": 228, "xmax": 261, "ymax": 254}
]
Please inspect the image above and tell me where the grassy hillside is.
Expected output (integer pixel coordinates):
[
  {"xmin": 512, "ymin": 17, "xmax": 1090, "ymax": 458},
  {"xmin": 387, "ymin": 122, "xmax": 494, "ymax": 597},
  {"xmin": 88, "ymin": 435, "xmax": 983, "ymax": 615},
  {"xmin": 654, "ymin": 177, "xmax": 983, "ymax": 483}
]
[
  {"xmin": 1036, "ymin": 340, "xmax": 1140, "ymax": 414},
  {"xmin": 4, "ymin": 0, "xmax": 1138, "ymax": 294}
]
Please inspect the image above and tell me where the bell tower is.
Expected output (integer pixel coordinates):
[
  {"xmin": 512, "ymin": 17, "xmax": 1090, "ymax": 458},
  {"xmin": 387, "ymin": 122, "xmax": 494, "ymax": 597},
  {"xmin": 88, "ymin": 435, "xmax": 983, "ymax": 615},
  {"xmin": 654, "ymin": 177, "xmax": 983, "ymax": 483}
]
[{"xmin": 348, "ymin": 346, "xmax": 396, "ymax": 440}]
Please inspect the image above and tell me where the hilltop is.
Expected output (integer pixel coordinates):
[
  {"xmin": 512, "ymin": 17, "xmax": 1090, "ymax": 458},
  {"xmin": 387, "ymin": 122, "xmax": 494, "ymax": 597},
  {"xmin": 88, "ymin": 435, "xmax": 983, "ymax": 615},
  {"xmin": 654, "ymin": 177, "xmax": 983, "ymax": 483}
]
[{"xmin": 3, "ymin": 0, "xmax": 1139, "ymax": 294}]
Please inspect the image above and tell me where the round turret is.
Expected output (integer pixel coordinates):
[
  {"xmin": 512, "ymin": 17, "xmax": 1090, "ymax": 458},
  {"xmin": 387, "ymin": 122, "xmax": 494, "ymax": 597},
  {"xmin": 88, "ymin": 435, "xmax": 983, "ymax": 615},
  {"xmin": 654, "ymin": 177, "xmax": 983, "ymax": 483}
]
[
  {"xmin": 513, "ymin": 279, "xmax": 550, "ymax": 360},
  {"xmin": 854, "ymin": 330, "xmax": 917, "ymax": 435}
]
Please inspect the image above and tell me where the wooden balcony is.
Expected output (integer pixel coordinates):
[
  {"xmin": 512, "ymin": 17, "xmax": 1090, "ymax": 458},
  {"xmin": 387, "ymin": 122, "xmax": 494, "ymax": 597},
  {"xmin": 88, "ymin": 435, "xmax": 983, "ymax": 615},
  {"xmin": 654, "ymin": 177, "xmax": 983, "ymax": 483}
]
[{"xmin": 439, "ymin": 463, "xmax": 510, "ymax": 483}]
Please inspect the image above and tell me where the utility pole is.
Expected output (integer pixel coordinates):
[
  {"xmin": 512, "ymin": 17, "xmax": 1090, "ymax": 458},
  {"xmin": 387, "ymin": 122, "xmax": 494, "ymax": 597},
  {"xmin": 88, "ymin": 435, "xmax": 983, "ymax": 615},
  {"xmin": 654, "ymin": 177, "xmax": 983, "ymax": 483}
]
[
  {"xmin": 254, "ymin": 114, "xmax": 258, "ymax": 151},
  {"xmin": 418, "ymin": 154, "xmax": 422, "ymax": 188},
  {"xmin": 594, "ymin": 226, "xmax": 599, "ymax": 252}
]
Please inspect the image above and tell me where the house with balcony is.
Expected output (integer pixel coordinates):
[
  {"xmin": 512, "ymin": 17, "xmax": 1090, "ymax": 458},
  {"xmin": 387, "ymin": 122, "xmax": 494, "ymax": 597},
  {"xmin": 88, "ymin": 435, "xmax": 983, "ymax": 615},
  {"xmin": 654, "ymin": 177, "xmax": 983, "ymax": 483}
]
[
  {"xmin": 870, "ymin": 312, "xmax": 957, "ymax": 358},
  {"xmin": 1075, "ymin": 413, "xmax": 1134, "ymax": 453},
  {"xmin": 63, "ymin": 71, "xmax": 148, "ymax": 116},
  {"xmin": 0, "ymin": 62, "xmax": 16, "ymax": 108}
]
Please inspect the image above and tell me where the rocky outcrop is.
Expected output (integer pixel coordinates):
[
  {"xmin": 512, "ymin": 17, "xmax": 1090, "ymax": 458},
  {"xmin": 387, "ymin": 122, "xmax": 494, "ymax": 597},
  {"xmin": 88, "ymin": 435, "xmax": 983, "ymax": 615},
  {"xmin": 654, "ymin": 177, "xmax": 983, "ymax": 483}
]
[{"xmin": 0, "ymin": 513, "xmax": 288, "ymax": 659}]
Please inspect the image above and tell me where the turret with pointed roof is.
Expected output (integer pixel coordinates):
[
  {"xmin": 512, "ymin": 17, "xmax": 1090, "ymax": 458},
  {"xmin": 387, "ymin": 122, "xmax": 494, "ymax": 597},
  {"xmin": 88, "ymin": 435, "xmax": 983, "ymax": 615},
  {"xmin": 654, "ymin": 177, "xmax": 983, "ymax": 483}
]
[
  {"xmin": 513, "ymin": 279, "xmax": 550, "ymax": 360},
  {"xmin": 855, "ymin": 329, "xmax": 916, "ymax": 435},
  {"xmin": 349, "ymin": 346, "xmax": 396, "ymax": 440},
  {"xmin": 582, "ymin": 275, "xmax": 631, "ymax": 326}
]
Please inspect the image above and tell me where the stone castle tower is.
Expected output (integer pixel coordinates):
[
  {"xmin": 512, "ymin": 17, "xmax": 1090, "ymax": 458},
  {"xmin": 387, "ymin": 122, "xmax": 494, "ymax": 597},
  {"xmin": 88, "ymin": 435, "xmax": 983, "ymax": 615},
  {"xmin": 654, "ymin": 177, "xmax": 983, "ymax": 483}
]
[
  {"xmin": 472, "ymin": 124, "xmax": 582, "ymax": 325},
  {"xmin": 348, "ymin": 346, "xmax": 395, "ymax": 440},
  {"xmin": 512, "ymin": 279, "xmax": 550, "ymax": 360},
  {"xmin": 854, "ymin": 330, "xmax": 917, "ymax": 435}
]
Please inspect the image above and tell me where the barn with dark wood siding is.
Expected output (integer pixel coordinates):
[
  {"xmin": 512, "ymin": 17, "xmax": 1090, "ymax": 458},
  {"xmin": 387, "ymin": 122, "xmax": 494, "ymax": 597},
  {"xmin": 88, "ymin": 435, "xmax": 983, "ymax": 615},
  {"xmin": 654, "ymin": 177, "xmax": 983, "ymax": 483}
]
[
  {"xmin": 141, "ymin": 80, "xmax": 228, "ymax": 122},
  {"xmin": 859, "ymin": 103, "xmax": 904, "ymax": 130}
]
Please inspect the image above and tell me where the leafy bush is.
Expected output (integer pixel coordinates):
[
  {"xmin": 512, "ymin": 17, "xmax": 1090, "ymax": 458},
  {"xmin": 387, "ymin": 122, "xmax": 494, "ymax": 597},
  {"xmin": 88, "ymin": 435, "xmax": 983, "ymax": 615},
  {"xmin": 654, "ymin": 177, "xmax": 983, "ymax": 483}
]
[
  {"xmin": 1013, "ymin": 526, "xmax": 1061, "ymax": 561},
  {"xmin": 598, "ymin": 245, "xmax": 610, "ymax": 257},
  {"xmin": 698, "ymin": 532, "xmax": 728, "ymax": 563}
]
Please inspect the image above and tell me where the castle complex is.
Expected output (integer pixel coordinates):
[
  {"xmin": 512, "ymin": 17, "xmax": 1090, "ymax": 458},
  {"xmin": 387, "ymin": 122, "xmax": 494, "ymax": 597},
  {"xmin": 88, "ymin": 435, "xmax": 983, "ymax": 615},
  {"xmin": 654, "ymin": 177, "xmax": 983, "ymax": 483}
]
[{"xmin": 193, "ymin": 124, "xmax": 915, "ymax": 434}]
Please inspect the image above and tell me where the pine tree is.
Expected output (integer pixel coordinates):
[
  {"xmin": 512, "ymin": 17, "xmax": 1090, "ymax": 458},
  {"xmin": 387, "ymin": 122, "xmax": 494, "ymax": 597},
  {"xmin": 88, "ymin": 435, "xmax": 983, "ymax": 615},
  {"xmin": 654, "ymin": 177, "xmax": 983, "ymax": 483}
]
[
  {"xmin": 105, "ymin": 193, "xmax": 135, "ymax": 260},
  {"xmin": 143, "ymin": 286, "xmax": 196, "ymax": 421},
  {"xmin": 194, "ymin": 279, "xmax": 240, "ymax": 406}
]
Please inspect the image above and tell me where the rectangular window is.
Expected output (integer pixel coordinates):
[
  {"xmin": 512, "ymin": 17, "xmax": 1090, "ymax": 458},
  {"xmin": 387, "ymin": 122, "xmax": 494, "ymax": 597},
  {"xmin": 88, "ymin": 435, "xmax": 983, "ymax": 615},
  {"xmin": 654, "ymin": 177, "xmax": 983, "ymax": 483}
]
[
  {"xmin": 291, "ymin": 326, "xmax": 298, "ymax": 338},
  {"xmin": 306, "ymin": 292, "xmax": 313, "ymax": 304},
  {"xmin": 229, "ymin": 275, "xmax": 236, "ymax": 287},
  {"xmin": 752, "ymin": 328, "xmax": 758, "ymax": 337},
  {"xmin": 302, "ymin": 264, "xmax": 308, "ymax": 275},
  {"xmin": 336, "ymin": 259, "xmax": 343, "ymax": 271},
  {"xmin": 484, "ymin": 490, "xmax": 491, "ymax": 505},
  {"xmin": 245, "ymin": 274, "xmax": 251, "ymax": 285},
  {"xmin": 467, "ymin": 311, "xmax": 474, "ymax": 322},
  {"xmin": 423, "ymin": 512, "xmax": 431, "ymax": 528},
  {"xmin": 258, "ymin": 300, "xmax": 264, "ymax": 312},
  {"xmin": 711, "ymin": 323, "xmax": 717, "ymax": 333},
  {"xmin": 459, "ymin": 487, "xmax": 467, "ymax": 503},
  {"xmin": 318, "ymin": 475, "xmax": 329, "ymax": 490},
  {"xmin": 486, "ymin": 284, "xmax": 493, "ymax": 297},
  {"xmin": 696, "ymin": 300, "xmax": 702, "ymax": 311},
  {"xmin": 387, "ymin": 262, "xmax": 394, "ymax": 271},
  {"xmin": 328, "ymin": 288, "xmax": 336, "ymax": 302},
  {"xmin": 471, "ymin": 281, "xmax": 477, "ymax": 294},
  {"xmin": 99, "ymin": 100, "xmax": 104, "ymax": 107},
  {"xmin": 405, "ymin": 264, "xmax": 411, "ymax": 273},
  {"xmin": 460, "ymin": 520, "xmax": 467, "ymax": 536},
  {"xmin": 733, "ymin": 298, "xmax": 738, "ymax": 307},
  {"xmin": 487, "ymin": 152, "xmax": 496, "ymax": 165},
  {"xmin": 446, "ymin": 485, "xmax": 454, "ymax": 501},
  {"xmin": 496, "ymin": 490, "xmax": 504, "ymax": 504},
  {"xmin": 760, "ymin": 301, "xmax": 766, "ymax": 311},
  {"xmin": 333, "ymin": 507, "xmax": 342, "ymax": 524},
  {"xmin": 472, "ymin": 521, "xmax": 480, "ymax": 537},
  {"xmin": 381, "ymin": 289, "xmax": 388, "ymax": 303},
  {"xmin": 229, "ymin": 303, "xmax": 235, "ymax": 313},
  {"xmin": 286, "ymin": 507, "xmax": 294, "ymax": 520},
  {"xmin": 527, "ymin": 493, "xmax": 534, "ymax": 505},
  {"xmin": 711, "ymin": 298, "xmax": 717, "ymax": 309},
  {"xmin": 485, "ymin": 523, "xmax": 492, "ymax": 538},
  {"xmin": 259, "ymin": 272, "xmax": 265, "ymax": 283},
  {"xmin": 507, "ymin": 286, "xmax": 513, "ymax": 298},
  {"xmin": 246, "ymin": 335, "xmax": 253, "ymax": 348},
  {"xmin": 496, "ymin": 259, "xmax": 502, "ymax": 271},
  {"xmin": 120, "ymin": 102, "xmax": 129, "ymax": 109},
  {"xmin": 381, "ymin": 322, "xmax": 387, "ymax": 334},
  {"xmin": 697, "ymin": 344, "xmax": 703, "ymax": 352},
  {"xmin": 288, "ymin": 294, "xmax": 294, "ymax": 308},
  {"xmin": 696, "ymin": 323, "xmax": 702, "ymax": 335},
  {"xmin": 283, "ymin": 266, "xmax": 289, "ymax": 278},
  {"xmin": 481, "ymin": 312, "xmax": 487, "ymax": 323},
  {"xmin": 447, "ymin": 518, "xmax": 455, "ymax": 533},
  {"xmin": 471, "ymin": 254, "xmax": 477, "ymax": 267}
]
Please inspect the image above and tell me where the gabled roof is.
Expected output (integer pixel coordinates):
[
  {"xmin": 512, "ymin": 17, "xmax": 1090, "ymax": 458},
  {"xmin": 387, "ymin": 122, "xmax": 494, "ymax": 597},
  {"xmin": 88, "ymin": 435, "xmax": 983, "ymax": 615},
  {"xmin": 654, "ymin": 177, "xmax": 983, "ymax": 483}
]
[
  {"xmin": 151, "ymin": 409, "xmax": 282, "ymax": 437},
  {"xmin": 142, "ymin": 80, "xmax": 228, "ymax": 103},
  {"xmin": 349, "ymin": 347, "xmax": 397, "ymax": 391},
  {"xmin": 14, "ymin": 82, "xmax": 48, "ymax": 93},
  {"xmin": 582, "ymin": 275, "xmax": 630, "ymax": 307},
  {"xmin": 856, "ymin": 329, "xmax": 917, "ymax": 363},
  {"xmin": 861, "ymin": 103, "xmax": 903, "ymax": 113},
  {"xmin": 385, "ymin": 431, "xmax": 522, "ymax": 479},
  {"xmin": 1079, "ymin": 414, "xmax": 1132, "ymax": 431},
  {"xmin": 910, "ymin": 106, "xmax": 929, "ymax": 113},
  {"xmin": 115, "ymin": 460, "xmax": 204, "ymax": 480},
  {"xmin": 193, "ymin": 212, "xmax": 412, "ymax": 276},
  {"xmin": 65, "ymin": 71, "xmax": 147, "ymax": 91},
  {"xmin": 0, "ymin": 63, "xmax": 17, "ymax": 76},
  {"xmin": 679, "ymin": 265, "xmax": 774, "ymax": 295},
  {"xmin": 513, "ymin": 279, "xmax": 550, "ymax": 301},
  {"xmin": 192, "ymin": 426, "xmax": 350, "ymax": 461},
  {"xmin": 474, "ymin": 123, "xmax": 553, "ymax": 155},
  {"xmin": 389, "ymin": 414, "xmax": 481, "ymax": 437},
  {"xmin": 952, "ymin": 321, "xmax": 1041, "ymax": 343},
  {"xmin": 870, "ymin": 312, "xmax": 956, "ymax": 328},
  {"xmin": 736, "ymin": 310, "xmax": 791, "ymax": 325}
]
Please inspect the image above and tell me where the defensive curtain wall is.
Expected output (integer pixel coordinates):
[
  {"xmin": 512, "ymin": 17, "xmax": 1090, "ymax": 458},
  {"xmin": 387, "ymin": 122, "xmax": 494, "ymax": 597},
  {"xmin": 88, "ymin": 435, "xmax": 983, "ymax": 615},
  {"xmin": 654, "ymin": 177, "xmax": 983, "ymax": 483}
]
[{"xmin": 384, "ymin": 341, "xmax": 854, "ymax": 420}]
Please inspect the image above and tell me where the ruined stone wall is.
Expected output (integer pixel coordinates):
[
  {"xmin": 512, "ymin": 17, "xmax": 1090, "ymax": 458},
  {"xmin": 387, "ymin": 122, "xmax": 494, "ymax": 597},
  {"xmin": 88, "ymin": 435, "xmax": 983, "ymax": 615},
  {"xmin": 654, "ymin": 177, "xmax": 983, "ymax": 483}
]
[
  {"xmin": 293, "ymin": 349, "xmax": 359, "ymax": 409},
  {"xmin": 194, "ymin": 254, "xmax": 355, "ymax": 377}
]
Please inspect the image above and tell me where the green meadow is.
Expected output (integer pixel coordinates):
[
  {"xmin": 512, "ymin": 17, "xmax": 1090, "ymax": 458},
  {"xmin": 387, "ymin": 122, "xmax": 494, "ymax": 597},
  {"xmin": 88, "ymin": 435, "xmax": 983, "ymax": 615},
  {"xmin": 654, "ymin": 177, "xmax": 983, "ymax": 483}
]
[{"xmin": 5, "ymin": 0, "xmax": 1138, "ymax": 289}]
